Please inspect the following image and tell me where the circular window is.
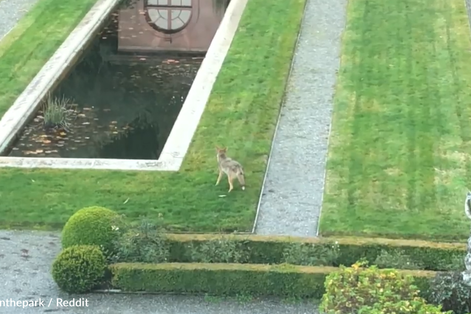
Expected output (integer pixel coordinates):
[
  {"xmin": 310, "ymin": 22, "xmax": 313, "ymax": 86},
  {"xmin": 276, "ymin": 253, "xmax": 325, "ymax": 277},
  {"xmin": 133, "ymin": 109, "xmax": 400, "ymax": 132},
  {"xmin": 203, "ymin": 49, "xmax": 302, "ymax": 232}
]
[{"xmin": 145, "ymin": 0, "xmax": 193, "ymax": 34}]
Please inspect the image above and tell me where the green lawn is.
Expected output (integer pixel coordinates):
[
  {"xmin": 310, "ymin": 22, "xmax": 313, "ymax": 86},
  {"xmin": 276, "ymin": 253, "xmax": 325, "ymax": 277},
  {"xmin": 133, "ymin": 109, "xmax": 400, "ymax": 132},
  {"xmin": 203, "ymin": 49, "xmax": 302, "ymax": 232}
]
[
  {"xmin": 0, "ymin": 0, "xmax": 99, "ymax": 118},
  {"xmin": 0, "ymin": 0, "xmax": 306, "ymax": 232},
  {"xmin": 320, "ymin": 0, "xmax": 471, "ymax": 241}
]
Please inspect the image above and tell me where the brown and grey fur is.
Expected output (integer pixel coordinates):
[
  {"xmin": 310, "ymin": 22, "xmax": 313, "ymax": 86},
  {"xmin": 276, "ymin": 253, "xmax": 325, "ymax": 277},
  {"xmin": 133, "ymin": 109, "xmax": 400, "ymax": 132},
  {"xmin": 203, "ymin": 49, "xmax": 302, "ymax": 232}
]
[{"xmin": 215, "ymin": 146, "xmax": 245, "ymax": 192}]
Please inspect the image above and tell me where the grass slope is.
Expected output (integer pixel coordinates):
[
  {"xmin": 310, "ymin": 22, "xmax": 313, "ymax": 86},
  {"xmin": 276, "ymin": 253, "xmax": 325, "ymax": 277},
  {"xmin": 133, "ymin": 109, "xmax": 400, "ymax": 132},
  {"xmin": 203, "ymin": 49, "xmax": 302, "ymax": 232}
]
[
  {"xmin": 320, "ymin": 0, "xmax": 471, "ymax": 241},
  {"xmin": 0, "ymin": 0, "xmax": 306, "ymax": 232},
  {"xmin": 0, "ymin": 0, "xmax": 98, "ymax": 118}
]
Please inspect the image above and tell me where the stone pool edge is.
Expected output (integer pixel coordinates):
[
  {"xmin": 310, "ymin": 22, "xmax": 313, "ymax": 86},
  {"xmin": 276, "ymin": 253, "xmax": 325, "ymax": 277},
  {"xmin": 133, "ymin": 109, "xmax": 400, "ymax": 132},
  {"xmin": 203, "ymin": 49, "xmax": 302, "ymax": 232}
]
[{"xmin": 0, "ymin": 0, "xmax": 248, "ymax": 171}]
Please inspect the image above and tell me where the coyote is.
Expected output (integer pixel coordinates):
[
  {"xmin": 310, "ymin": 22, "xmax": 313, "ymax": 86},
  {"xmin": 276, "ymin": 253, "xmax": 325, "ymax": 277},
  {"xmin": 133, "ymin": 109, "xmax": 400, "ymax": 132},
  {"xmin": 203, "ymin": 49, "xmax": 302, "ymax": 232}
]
[{"xmin": 215, "ymin": 146, "xmax": 246, "ymax": 192}]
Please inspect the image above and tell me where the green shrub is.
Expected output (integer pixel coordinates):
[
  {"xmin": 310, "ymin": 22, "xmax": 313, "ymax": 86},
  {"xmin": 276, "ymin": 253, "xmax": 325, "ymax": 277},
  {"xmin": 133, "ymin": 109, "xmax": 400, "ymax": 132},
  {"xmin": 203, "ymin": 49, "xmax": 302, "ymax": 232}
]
[
  {"xmin": 356, "ymin": 303, "xmax": 450, "ymax": 314},
  {"xmin": 109, "ymin": 262, "xmax": 436, "ymax": 298},
  {"xmin": 428, "ymin": 271, "xmax": 471, "ymax": 314},
  {"xmin": 110, "ymin": 262, "xmax": 328, "ymax": 297},
  {"xmin": 164, "ymin": 234, "xmax": 465, "ymax": 271},
  {"xmin": 62, "ymin": 206, "xmax": 125, "ymax": 256},
  {"xmin": 373, "ymin": 249, "xmax": 424, "ymax": 270},
  {"xmin": 319, "ymin": 261, "xmax": 450, "ymax": 314},
  {"xmin": 186, "ymin": 236, "xmax": 250, "ymax": 263},
  {"xmin": 52, "ymin": 245, "xmax": 106, "ymax": 293},
  {"xmin": 111, "ymin": 218, "xmax": 169, "ymax": 263},
  {"xmin": 282, "ymin": 242, "xmax": 340, "ymax": 266}
]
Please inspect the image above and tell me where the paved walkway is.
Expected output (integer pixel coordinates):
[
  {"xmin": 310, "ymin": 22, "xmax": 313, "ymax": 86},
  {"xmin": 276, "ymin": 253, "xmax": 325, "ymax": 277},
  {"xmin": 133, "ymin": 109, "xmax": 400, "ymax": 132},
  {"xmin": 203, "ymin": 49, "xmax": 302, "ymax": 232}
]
[
  {"xmin": 0, "ymin": 0, "xmax": 40, "ymax": 42},
  {"xmin": 254, "ymin": 0, "xmax": 347, "ymax": 237},
  {"xmin": 0, "ymin": 231, "xmax": 318, "ymax": 313}
]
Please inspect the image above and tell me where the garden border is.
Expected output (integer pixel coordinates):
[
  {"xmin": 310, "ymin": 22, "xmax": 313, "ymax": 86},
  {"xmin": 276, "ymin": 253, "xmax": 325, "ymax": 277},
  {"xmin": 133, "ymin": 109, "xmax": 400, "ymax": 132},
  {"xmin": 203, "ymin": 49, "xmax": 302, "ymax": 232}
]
[
  {"xmin": 0, "ymin": 0, "xmax": 248, "ymax": 171},
  {"xmin": 107, "ymin": 262, "xmax": 435, "ymax": 298}
]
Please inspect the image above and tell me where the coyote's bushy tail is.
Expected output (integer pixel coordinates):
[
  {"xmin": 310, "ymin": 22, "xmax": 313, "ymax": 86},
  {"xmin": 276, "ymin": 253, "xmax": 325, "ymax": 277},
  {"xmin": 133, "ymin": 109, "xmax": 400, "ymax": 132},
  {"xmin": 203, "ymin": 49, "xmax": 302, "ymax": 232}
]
[{"xmin": 237, "ymin": 169, "xmax": 246, "ymax": 190}]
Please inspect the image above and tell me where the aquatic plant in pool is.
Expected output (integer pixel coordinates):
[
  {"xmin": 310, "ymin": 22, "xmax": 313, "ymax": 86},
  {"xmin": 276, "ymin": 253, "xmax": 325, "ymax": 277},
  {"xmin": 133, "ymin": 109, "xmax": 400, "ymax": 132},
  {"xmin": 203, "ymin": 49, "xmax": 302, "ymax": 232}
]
[{"xmin": 42, "ymin": 94, "xmax": 74, "ymax": 133}]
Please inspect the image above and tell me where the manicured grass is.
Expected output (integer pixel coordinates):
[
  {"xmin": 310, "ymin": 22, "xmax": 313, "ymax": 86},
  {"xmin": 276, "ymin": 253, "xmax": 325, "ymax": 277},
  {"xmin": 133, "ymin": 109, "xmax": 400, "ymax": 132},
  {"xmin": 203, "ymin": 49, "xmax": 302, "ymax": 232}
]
[
  {"xmin": 0, "ymin": 0, "xmax": 99, "ymax": 118},
  {"xmin": 0, "ymin": 0, "xmax": 306, "ymax": 232},
  {"xmin": 320, "ymin": 0, "xmax": 471, "ymax": 241}
]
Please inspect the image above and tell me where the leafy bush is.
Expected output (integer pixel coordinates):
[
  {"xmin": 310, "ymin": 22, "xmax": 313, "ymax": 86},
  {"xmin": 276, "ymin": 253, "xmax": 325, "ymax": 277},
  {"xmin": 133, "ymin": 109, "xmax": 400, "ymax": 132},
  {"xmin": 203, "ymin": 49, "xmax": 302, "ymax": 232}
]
[
  {"xmin": 373, "ymin": 249, "xmax": 424, "ymax": 270},
  {"xmin": 52, "ymin": 245, "xmax": 106, "ymax": 293},
  {"xmin": 428, "ymin": 271, "xmax": 471, "ymax": 314},
  {"xmin": 61, "ymin": 206, "xmax": 125, "ymax": 257},
  {"xmin": 187, "ymin": 237, "xmax": 250, "ymax": 263},
  {"xmin": 320, "ymin": 261, "xmax": 451, "ymax": 314},
  {"xmin": 111, "ymin": 218, "xmax": 169, "ymax": 263},
  {"xmin": 282, "ymin": 242, "xmax": 340, "ymax": 266}
]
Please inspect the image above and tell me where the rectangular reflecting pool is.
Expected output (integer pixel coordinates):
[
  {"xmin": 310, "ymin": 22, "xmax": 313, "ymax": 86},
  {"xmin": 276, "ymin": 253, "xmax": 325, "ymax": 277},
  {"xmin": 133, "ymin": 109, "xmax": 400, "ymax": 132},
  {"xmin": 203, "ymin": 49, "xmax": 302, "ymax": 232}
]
[{"xmin": 6, "ymin": 0, "xmax": 230, "ymax": 160}]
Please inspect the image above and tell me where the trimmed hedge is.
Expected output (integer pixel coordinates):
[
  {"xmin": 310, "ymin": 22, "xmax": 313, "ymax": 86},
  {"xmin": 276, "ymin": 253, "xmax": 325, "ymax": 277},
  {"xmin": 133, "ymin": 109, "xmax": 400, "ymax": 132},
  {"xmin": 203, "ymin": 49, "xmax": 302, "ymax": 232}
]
[
  {"xmin": 163, "ymin": 234, "xmax": 465, "ymax": 271},
  {"xmin": 62, "ymin": 206, "xmax": 124, "ymax": 256},
  {"xmin": 52, "ymin": 245, "xmax": 106, "ymax": 293},
  {"xmin": 109, "ymin": 262, "xmax": 435, "ymax": 298}
]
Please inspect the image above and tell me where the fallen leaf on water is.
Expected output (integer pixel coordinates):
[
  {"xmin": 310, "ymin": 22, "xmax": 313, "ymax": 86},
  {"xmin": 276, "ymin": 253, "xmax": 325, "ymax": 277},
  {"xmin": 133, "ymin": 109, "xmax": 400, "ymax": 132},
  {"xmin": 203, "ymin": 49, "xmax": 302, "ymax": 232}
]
[
  {"xmin": 82, "ymin": 122, "xmax": 90, "ymax": 125},
  {"xmin": 59, "ymin": 132, "xmax": 67, "ymax": 136},
  {"xmin": 43, "ymin": 140, "xmax": 51, "ymax": 144},
  {"xmin": 35, "ymin": 149, "xmax": 43, "ymax": 153},
  {"xmin": 111, "ymin": 121, "xmax": 117, "ymax": 124}
]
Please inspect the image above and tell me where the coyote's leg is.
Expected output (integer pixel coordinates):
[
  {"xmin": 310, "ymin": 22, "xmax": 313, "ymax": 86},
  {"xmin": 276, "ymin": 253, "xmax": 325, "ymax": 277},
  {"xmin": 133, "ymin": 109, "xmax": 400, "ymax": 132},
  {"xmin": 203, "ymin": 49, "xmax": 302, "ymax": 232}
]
[
  {"xmin": 216, "ymin": 170, "xmax": 223, "ymax": 185},
  {"xmin": 227, "ymin": 174, "xmax": 234, "ymax": 192}
]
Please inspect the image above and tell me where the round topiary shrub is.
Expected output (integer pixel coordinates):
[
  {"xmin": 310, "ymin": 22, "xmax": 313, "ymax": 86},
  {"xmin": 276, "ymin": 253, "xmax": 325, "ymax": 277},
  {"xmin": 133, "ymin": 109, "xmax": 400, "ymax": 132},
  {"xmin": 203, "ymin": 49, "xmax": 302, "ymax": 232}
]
[
  {"xmin": 61, "ymin": 206, "xmax": 124, "ymax": 256},
  {"xmin": 52, "ymin": 245, "xmax": 106, "ymax": 293}
]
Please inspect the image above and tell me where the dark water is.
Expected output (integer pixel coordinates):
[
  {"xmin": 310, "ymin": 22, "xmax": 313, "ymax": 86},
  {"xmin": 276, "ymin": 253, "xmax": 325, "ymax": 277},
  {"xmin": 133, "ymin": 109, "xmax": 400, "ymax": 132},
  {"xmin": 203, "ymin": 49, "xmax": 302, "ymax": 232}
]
[{"xmin": 6, "ymin": 0, "xmax": 229, "ymax": 160}]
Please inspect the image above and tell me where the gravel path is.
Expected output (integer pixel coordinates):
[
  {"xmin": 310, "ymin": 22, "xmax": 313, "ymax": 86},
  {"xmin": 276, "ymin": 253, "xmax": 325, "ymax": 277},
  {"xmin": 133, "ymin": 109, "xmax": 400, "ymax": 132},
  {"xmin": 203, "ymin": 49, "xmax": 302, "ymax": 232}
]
[
  {"xmin": 0, "ymin": 0, "xmax": 40, "ymax": 41},
  {"xmin": 254, "ymin": 0, "xmax": 347, "ymax": 237},
  {"xmin": 0, "ymin": 231, "xmax": 318, "ymax": 313}
]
